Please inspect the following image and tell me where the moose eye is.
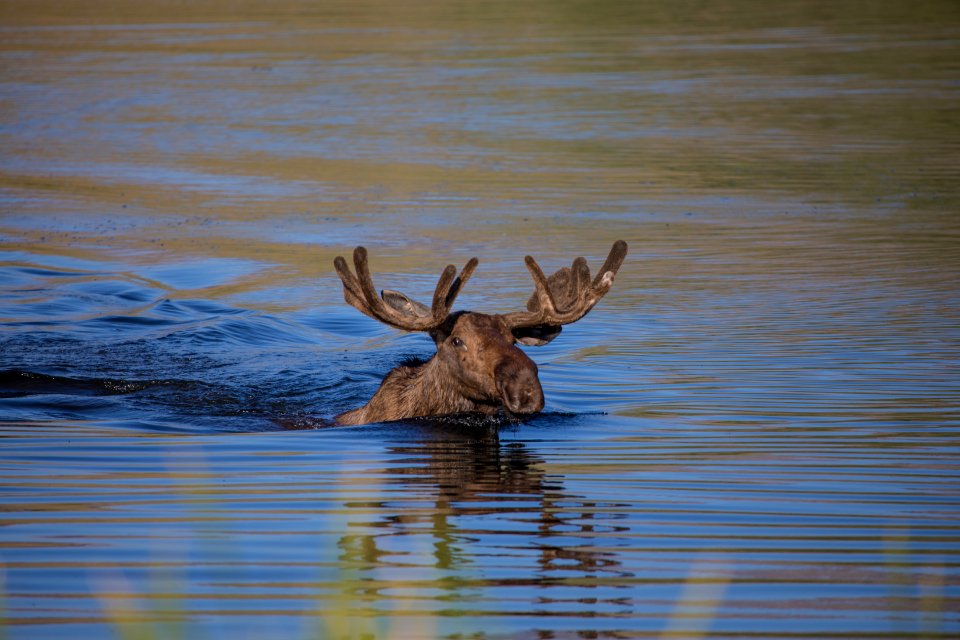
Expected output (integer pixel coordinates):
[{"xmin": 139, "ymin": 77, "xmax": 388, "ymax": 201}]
[{"xmin": 451, "ymin": 336, "xmax": 464, "ymax": 348}]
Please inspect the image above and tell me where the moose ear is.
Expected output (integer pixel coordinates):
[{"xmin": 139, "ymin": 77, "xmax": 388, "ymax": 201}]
[
  {"xmin": 512, "ymin": 324, "xmax": 562, "ymax": 347},
  {"xmin": 381, "ymin": 290, "xmax": 432, "ymax": 319}
]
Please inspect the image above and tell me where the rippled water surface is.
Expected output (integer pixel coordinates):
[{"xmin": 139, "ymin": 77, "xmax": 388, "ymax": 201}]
[{"xmin": 2, "ymin": 1, "xmax": 959, "ymax": 638}]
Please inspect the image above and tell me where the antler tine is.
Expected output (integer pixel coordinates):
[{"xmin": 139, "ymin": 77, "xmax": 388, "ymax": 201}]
[
  {"xmin": 524, "ymin": 254, "xmax": 559, "ymax": 315},
  {"xmin": 593, "ymin": 239, "xmax": 628, "ymax": 288},
  {"xmin": 335, "ymin": 251, "xmax": 387, "ymax": 324},
  {"xmin": 351, "ymin": 246, "xmax": 406, "ymax": 325},
  {"xmin": 351, "ymin": 246, "xmax": 376, "ymax": 304},
  {"xmin": 569, "ymin": 256, "xmax": 591, "ymax": 313},
  {"xmin": 444, "ymin": 257, "xmax": 479, "ymax": 310},
  {"xmin": 430, "ymin": 264, "xmax": 458, "ymax": 319},
  {"xmin": 334, "ymin": 254, "xmax": 364, "ymax": 303}
]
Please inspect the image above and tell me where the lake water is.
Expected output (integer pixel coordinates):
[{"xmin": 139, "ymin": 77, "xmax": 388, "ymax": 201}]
[{"xmin": 1, "ymin": 1, "xmax": 958, "ymax": 638}]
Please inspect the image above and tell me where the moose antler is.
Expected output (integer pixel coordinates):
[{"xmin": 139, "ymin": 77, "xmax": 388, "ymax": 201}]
[
  {"xmin": 334, "ymin": 247, "xmax": 479, "ymax": 331},
  {"xmin": 502, "ymin": 240, "xmax": 627, "ymax": 341}
]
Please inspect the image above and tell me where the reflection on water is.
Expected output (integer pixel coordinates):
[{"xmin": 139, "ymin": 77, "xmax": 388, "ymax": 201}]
[
  {"xmin": 336, "ymin": 427, "xmax": 633, "ymax": 620},
  {"xmin": 1, "ymin": 421, "xmax": 957, "ymax": 638},
  {"xmin": 2, "ymin": 0, "xmax": 959, "ymax": 637}
]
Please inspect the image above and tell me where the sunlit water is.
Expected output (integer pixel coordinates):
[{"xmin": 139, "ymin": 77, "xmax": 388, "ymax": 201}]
[{"xmin": 2, "ymin": 1, "xmax": 959, "ymax": 638}]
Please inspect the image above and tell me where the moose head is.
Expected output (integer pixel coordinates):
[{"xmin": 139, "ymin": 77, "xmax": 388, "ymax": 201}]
[{"xmin": 333, "ymin": 241, "xmax": 627, "ymax": 425}]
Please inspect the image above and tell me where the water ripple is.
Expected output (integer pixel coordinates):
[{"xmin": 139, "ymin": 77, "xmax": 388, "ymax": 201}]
[{"xmin": 2, "ymin": 3, "xmax": 959, "ymax": 637}]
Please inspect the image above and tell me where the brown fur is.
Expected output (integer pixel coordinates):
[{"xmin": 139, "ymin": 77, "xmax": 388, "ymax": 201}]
[
  {"xmin": 335, "ymin": 313, "xmax": 543, "ymax": 426},
  {"xmin": 332, "ymin": 242, "xmax": 626, "ymax": 426}
]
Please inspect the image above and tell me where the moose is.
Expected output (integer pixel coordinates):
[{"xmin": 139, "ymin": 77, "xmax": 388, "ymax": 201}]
[{"xmin": 333, "ymin": 240, "xmax": 627, "ymax": 426}]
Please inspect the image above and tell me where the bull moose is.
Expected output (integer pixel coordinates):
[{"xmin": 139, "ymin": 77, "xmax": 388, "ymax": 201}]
[{"xmin": 333, "ymin": 240, "xmax": 627, "ymax": 425}]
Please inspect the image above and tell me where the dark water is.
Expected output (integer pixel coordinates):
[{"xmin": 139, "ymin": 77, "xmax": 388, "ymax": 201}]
[{"xmin": 2, "ymin": 1, "xmax": 959, "ymax": 638}]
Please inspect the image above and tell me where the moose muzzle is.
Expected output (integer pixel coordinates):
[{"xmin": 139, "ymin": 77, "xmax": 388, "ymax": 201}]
[{"xmin": 494, "ymin": 353, "xmax": 545, "ymax": 415}]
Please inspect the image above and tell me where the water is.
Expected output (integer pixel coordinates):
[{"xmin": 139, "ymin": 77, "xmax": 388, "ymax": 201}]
[{"xmin": 2, "ymin": 1, "xmax": 959, "ymax": 637}]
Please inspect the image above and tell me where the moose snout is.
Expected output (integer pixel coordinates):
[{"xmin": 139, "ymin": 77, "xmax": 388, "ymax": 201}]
[{"xmin": 494, "ymin": 357, "xmax": 545, "ymax": 415}]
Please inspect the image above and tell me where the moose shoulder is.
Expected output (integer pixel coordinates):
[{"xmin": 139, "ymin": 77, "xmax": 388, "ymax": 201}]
[{"xmin": 333, "ymin": 241, "xmax": 627, "ymax": 426}]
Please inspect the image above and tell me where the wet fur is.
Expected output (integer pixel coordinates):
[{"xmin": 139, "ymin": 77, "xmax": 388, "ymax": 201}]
[
  {"xmin": 335, "ymin": 354, "xmax": 501, "ymax": 426},
  {"xmin": 335, "ymin": 313, "xmax": 543, "ymax": 426},
  {"xmin": 332, "ymin": 242, "xmax": 625, "ymax": 426}
]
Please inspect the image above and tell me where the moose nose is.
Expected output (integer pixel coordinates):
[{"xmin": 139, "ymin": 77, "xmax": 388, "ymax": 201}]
[{"xmin": 495, "ymin": 357, "xmax": 545, "ymax": 415}]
